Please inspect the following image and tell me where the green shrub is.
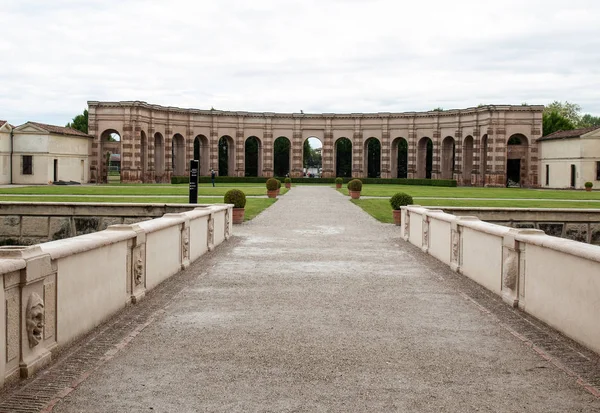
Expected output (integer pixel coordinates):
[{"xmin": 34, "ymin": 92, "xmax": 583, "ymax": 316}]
[
  {"xmin": 335, "ymin": 177, "xmax": 343, "ymax": 185},
  {"xmin": 585, "ymin": 181, "xmax": 593, "ymax": 188},
  {"xmin": 223, "ymin": 189, "xmax": 246, "ymax": 208},
  {"xmin": 266, "ymin": 178, "xmax": 279, "ymax": 191},
  {"xmin": 389, "ymin": 192, "xmax": 414, "ymax": 210},
  {"xmin": 347, "ymin": 179, "xmax": 363, "ymax": 191},
  {"xmin": 284, "ymin": 177, "xmax": 291, "ymax": 184},
  {"xmin": 276, "ymin": 179, "xmax": 281, "ymax": 189}
]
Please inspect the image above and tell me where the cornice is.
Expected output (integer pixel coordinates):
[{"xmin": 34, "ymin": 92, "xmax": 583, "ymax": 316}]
[{"xmin": 90, "ymin": 101, "xmax": 544, "ymax": 120}]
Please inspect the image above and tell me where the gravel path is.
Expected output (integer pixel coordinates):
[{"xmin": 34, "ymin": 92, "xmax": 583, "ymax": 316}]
[{"xmin": 49, "ymin": 186, "xmax": 599, "ymax": 412}]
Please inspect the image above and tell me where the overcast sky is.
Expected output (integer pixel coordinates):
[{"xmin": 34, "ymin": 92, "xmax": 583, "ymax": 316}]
[{"xmin": 1, "ymin": 0, "xmax": 599, "ymax": 126}]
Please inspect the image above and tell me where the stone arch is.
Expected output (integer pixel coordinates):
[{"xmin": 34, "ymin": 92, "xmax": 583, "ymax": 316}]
[
  {"xmin": 154, "ymin": 133, "xmax": 165, "ymax": 182},
  {"xmin": 273, "ymin": 136, "xmax": 291, "ymax": 177},
  {"xmin": 303, "ymin": 137, "xmax": 322, "ymax": 177},
  {"xmin": 480, "ymin": 134, "xmax": 489, "ymax": 186},
  {"xmin": 417, "ymin": 137, "xmax": 433, "ymax": 179},
  {"xmin": 441, "ymin": 136, "xmax": 456, "ymax": 180},
  {"xmin": 218, "ymin": 135, "xmax": 235, "ymax": 176},
  {"xmin": 363, "ymin": 137, "xmax": 381, "ymax": 178},
  {"xmin": 507, "ymin": 133, "xmax": 529, "ymax": 186},
  {"xmin": 391, "ymin": 137, "xmax": 408, "ymax": 179},
  {"xmin": 194, "ymin": 135, "xmax": 210, "ymax": 176},
  {"xmin": 335, "ymin": 137, "xmax": 352, "ymax": 178},
  {"xmin": 172, "ymin": 134, "xmax": 186, "ymax": 176},
  {"xmin": 140, "ymin": 130, "xmax": 147, "ymax": 180},
  {"xmin": 100, "ymin": 129, "xmax": 122, "ymax": 183},
  {"xmin": 462, "ymin": 135, "xmax": 474, "ymax": 185},
  {"xmin": 245, "ymin": 136, "xmax": 262, "ymax": 177}
]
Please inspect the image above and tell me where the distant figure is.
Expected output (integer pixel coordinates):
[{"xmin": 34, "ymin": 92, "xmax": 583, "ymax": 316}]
[{"xmin": 211, "ymin": 169, "xmax": 216, "ymax": 187}]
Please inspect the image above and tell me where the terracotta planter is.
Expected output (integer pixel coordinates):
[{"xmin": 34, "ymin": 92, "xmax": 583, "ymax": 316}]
[
  {"xmin": 349, "ymin": 190, "xmax": 361, "ymax": 199},
  {"xmin": 393, "ymin": 209, "xmax": 402, "ymax": 226},
  {"xmin": 232, "ymin": 208, "xmax": 245, "ymax": 224},
  {"xmin": 586, "ymin": 187, "xmax": 592, "ymax": 192},
  {"xmin": 267, "ymin": 190, "xmax": 278, "ymax": 198},
  {"xmin": 336, "ymin": 183, "xmax": 342, "ymax": 189},
  {"xmin": 285, "ymin": 183, "xmax": 291, "ymax": 189}
]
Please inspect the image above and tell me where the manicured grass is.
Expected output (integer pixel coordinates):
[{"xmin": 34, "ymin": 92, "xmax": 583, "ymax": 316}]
[
  {"xmin": 0, "ymin": 195, "xmax": 276, "ymax": 221},
  {"xmin": 339, "ymin": 185, "xmax": 600, "ymax": 200},
  {"xmin": 352, "ymin": 198, "xmax": 600, "ymax": 224},
  {"xmin": 0, "ymin": 184, "xmax": 286, "ymax": 197}
]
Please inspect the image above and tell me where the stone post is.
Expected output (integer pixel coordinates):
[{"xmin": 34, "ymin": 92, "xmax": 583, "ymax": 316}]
[
  {"xmin": 450, "ymin": 216, "xmax": 480, "ymax": 273},
  {"xmin": 107, "ymin": 224, "xmax": 147, "ymax": 304}
]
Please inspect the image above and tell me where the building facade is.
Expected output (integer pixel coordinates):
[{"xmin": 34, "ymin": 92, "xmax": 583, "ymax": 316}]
[
  {"xmin": 88, "ymin": 101, "xmax": 543, "ymax": 186},
  {"xmin": 539, "ymin": 127, "xmax": 600, "ymax": 189},
  {"xmin": 0, "ymin": 122, "xmax": 93, "ymax": 185}
]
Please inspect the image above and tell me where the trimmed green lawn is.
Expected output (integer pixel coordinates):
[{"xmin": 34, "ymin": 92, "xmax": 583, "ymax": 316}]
[
  {"xmin": 0, "ymin": 184, "xmax": 286, "ymax": 197},
  {"xmin": 352, "ymin": 198, "xmax": 600, "ymax": 224},
  {"xmin": 339, "ymin": 185, "xmax": 600, "ymax": 200}
]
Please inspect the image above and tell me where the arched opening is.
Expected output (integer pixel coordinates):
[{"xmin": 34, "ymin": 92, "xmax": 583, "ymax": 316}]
[
  {"xmin": 172, "ymin": 134, "xmax": 185, "ymax": 176},
  {"xmin": 462, "ymin": 136, "xmax": 474, "ymax": 185},
  {"xmin": 441, "ymin": 136, "xmax": 456, "ymax": 180},
  {"xmin": 363, "ymin": 137, "xmax": 381, "ymax": 178},
  {"xmin": 273, "ymin": 136, "xmax": 291, "ymax": 177},
  {"xmin": 219, "ymin": 136, "xmax": 235, "ymax": 176},
  {"xmin": 140, "ymin": 130, "xmax": 147, "ymax": 180},
  {"xmin": 506, "ymin": 133, "xmax": 529, "ymax": 187},
  {"xmin": 154, "ymin": 133, "xmax": 165, "ymax": 182},
  {"xmin": 245, "ymin": 136, "xmax": 261, "ymax": 177},
  {"xmin": 100, "ymin": 129, "xmax": 121, "ymax": 184},
  {"xmin": 303, "ymin": 137, "xmax": 322, "ymax": 177},
  {"xmin": 391, "ymin": 137, "xmax": 408, "ymax": 178},
  {"xmin": 335, "ymin": 137, "xmax": 352, "ymax": 178},
  {"xmin": 417, "ymin": 137, "xmax": 433, "ymax": 179},
  {"xmin": 480, "ymin": 134, "xmax": 488, "ymax": 186},
  {"xmin": 194, "ymin": 135, "xmax": 210, "ymax": 176}
]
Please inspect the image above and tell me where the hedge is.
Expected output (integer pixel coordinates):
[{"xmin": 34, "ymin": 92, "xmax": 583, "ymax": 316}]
[{"xmin": 171, "ymin": 176, "xmax": 457, "ymax": 187}]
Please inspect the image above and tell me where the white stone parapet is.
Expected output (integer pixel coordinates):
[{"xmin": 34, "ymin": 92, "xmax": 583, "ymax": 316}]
[
  {"xmin": 401, "ymin": 206, "xmax": 600, "ymax": 356},
  {"xmin": 0, "ymin": 204, "xmax": 232, "ymax": 387}
]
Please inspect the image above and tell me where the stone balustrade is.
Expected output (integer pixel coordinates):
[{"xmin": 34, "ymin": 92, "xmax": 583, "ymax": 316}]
[
  {"xmin": 0, "ymin": 204, "xmax": 232, "ymax": 387},
  {"xmin": 402, "ymin": 206, "xmax": 600, "ymax": 356}
]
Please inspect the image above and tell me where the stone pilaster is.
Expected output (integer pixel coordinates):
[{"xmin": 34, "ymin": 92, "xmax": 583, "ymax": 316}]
[
  {"xmin": 262, "ymin": 132, "xmax": 273, "ymax": 177},
  {"xmin": 407, "ymin": 130, "xmax": 417, "ymax": 179},
  {"xmin": 209, "ymin": 129, "xmax": 219, "ymax": 173},
  {"xmin": 431, "ymin": 130, "xmax": 441, "ymax": 179},
  {"xmin": 236, "ymin": 130, "xmax": 246, "ymax": 177}
]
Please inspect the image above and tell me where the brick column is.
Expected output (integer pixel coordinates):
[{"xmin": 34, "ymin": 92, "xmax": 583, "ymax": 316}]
[
  {"xmin": 322, "ymin": 131, "xmax": 334, "ymax": 177},
  {"xmin": 352, "ymin": 131, "xmax": 363, "ymax": 177},
  {"xmin": 210, "ymin": 129, "xmax": 219, "ymax": 173},
  {"xmin": 407, "ymin": 130, "xmax": 417, "ymax": 179},
  {"xmin": 381, "ymin": 131, "xmax": 391, "ymax": 178},
  {"xmin": 291, "ymin": 131, "xmax": 303, "ymax": 177},
  {"xmin": 262, "ymin": 132, "xmax": 273, "ymax": 177},
  {"xmin": 236, "ymin": 130, "xmax": 246, "ymax": 177},
  {"xmin": 431, "ymin": 130, "xmax": 441, "ymax": 179}
]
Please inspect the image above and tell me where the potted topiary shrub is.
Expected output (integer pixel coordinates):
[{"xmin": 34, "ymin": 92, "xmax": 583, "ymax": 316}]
[
  {"xmin": 390, "ymin": 192, "xmax": 414, "ymax": 226},
  {"xmin": 335, "ymin": 177, "xmax": 343, "ymax": 189},
  {"xmin": 585, "ymin": 181, "xmax": 593, "ymax": 192},
  {"xmin": 276, "ymin": 179, "xmax": 282, "ymax": 195},
  {"xmin": 224, "ymin": 189, "xmax": 246, "ymax": 224},
  {"xmin": 284, "ymin": 177, "xmax": 292, "ymax": 189},
  {"xmin": 266, "ymin": 178, "xmax": 278, "ymax": 198},
  {"xmin": 347, "ymin": 179, "xmax": 363, "ymax": 199}
]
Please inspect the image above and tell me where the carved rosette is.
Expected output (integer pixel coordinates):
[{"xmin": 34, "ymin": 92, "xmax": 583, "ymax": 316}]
[
  {"xmin": 403, "ymin": 211, "xmax": 410, "ymax": 241},
  {"xmin": 207, "ymin": 216, "xmax": 215, "ymax": 251},
  {"xmin": 422, "ymin": 217, "xmax": 430, "ymax": 252},
  {"xmin": 451, "ymin": 229, "xmax": 460, "ymax": 264},
  {"xmin": 225, "ymin": 209, "xmax": 231, "ymax": 239},
  {"xmin": 182, "ymin": 227, "xmax": 190, "ymax": 261}
]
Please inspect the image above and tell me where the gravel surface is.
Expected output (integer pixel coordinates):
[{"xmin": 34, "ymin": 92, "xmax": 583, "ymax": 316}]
[{"xmin": 50, "ymin": 186, "xmax": 600, "ymax": 412}]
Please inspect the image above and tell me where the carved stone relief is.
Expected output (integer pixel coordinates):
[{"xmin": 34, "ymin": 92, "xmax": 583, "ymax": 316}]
[
  {"xmin": 502, "ymin": 251, "xmax": 518, "ymax": 290},
  {"xmin": 182, "ymin": 228, "xmax": 190, "ymax": 261},
  {"xmin": 207, "ymin": 217, "xmax": 215, "ymax": 250},
  {"xmin": 225, "ymin": 209, "xmax": 230, "ymax": 239},
  {"xmin": 26, "ymin": 293, "xmax": 44, "ymax": 348},
  {"xmin": 403, "ymin": 211, "xmax": 410, "ymax": 240},
  {"xmin": 133, "ymin": 247, "xmax": 144, "ymax": 286},
  {"xmin": 422, "ymin": 218, "xmax": 429, "ymax": 251}
]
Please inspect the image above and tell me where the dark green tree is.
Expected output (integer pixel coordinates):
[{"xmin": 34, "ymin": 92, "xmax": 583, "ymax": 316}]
[
  {"xmin": 579, "ymin": 114, "xmax": 600, "ymax": 128},
  {"xmin": 542, "ymin": 110, "xmax": 576, "ymax": 136},
  {"xmin": 66, "ymin": 109, "xmax": 88, "ymax": 134}
]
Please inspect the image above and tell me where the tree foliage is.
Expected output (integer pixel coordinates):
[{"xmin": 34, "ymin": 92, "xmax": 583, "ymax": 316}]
[
  {"xmin": 543, "ymin": 111, "xmax": 576, "ymax": 136},
  {"xmin": 541, "ymin": 101, "xmax": 600, "ymax": 136},
  {"xmin": 579, "ymin": 114, "xmax": 600, "ymax": 128},
  {"xmin": 544, "ymin": 101, "xmax": 581, "ymax": 125},
  {"xmin": 66, "ymin": 109, "xmax": 88, "ymax": 134}
]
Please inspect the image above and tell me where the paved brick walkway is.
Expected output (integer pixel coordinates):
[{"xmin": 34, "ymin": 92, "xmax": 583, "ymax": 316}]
[{"xmin": 1, "ymin": 187, "xmax": 599, "ymax": 412}]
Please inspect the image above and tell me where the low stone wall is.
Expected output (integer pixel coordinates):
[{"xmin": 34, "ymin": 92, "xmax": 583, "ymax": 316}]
[
  {"xmin": 0, "ymin": 202, "xmax": 210, "ymax": 245},
  {"xmin": 402, "ymin": 206, "xmax": 600, "ymax": 356},
  {"xmin": 438, "ymin": 207, "xmax": 600, "ymax": 244},
  {"xmin": 0, "ymin": 204, "xmax": 232, "ymax": 387}
]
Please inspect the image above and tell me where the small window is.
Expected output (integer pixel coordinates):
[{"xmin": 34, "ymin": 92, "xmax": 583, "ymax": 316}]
[
  {"xmin": 22, "ymin": 155, "xmax": 32, "ymax": 175},
  {"xmin": 596, "ymin": 161, "xmax": 600, "ymax": 181},
  {"xmin": 545, "ymin": 164, "xmax": 549, "ymax": 186}
]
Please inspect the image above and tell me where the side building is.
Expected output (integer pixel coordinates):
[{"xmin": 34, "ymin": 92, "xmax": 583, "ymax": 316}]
[
  {"xmin": 0, "ymin": 121, "xmax": 93, "ymax": 185},
  {"xmin": 539, "ymin": 126, "xmax": 600, "ymax": 189},
  {"xmin": 88, "ymin": 101, "xmax": 543, "ymax": 187}
]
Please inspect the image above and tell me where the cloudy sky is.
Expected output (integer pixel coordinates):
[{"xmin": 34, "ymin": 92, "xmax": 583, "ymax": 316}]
[{"xmin": 1, "ymin": 0, "xmax": 600, "ymax": 126}]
